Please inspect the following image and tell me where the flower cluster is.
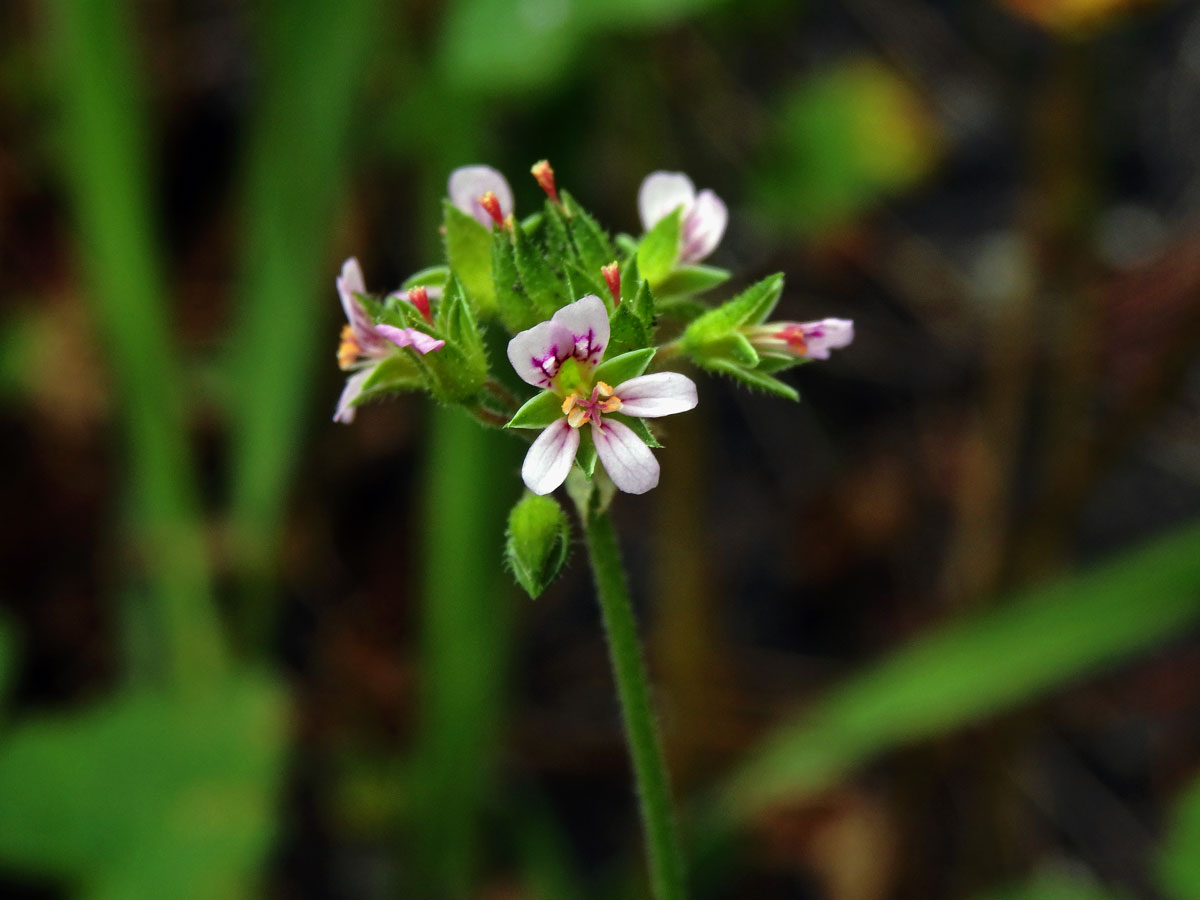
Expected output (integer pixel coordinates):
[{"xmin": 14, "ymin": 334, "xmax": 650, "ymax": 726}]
[{"xmin": 332, "ymin": 161, "xmax": 854, "ymax": 501}]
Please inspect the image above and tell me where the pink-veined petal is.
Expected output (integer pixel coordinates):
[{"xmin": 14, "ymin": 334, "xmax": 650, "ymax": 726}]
[
  {"xmin": 679, "ymin": 189, "xmax": 727, "ymax": 263},
  {"xmin": 638, "ymin": 171, "xmax": 696, "ymax": 232},
  {"xmin": 613, "ymin": 372, "xmax": 698, "ymax": 418},
  {"xmin": 591, "ymin": 419, "xmax": 660, "ymax": 494},
  {"xmin": 334, "ymin": 368, "xmax": 372, "ymax": 424},
  {"xmin": 376, "ymin": 324, "xmax": 445, "ymax": 355},
  {"xmin": 448, "ymin": 165, "xmax": 514, "ymax": 228},
  {"xmin": 522, "ymin": 419, "xmax": 580, "ymax": 495},
  {"xmin": 549, "ymin": 294, "xmax": 609, "ymax": 369},
  {"xmin": 338, "ymin": 257, "xmax": 390, "ymax": 355},
  {"xmin": 507, "ymin": 319, "xmax": 576, "ymax": 388},
  {"xmin": 802, "ymin": 318, "xmax": 855, "ymax": 359}
]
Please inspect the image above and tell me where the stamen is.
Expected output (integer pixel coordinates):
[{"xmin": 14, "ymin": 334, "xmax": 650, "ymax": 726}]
[
  {"xmin": 594, "ymin": 381, "xmax": 613, "ymax": 398},
  {"xmin": 779, "ymin": 324, "xmax": 809, "ymax": 355},
  {"xmin": 567, "ymin": 406, "xmax": 590, "ymax": 428},
  {"xmin": 337, "ymin": 324, "xmax": 360, "ymax": 370},
  {"xmin": 599, "ymin": 396, "xmax": 622, "ymax": 413},
  {"xmin": 561, "ymin": 394, "xmax": 578, "ymax": 415},
  {"xmin": 531, "ymin": 160, "xmax": 560, "ymax": 204},
  {"xmin": 478, "ymin": 191, "xmax": 505, "ymax": 226},
  {"xmin": 407, "ymin": 286, "xmax": 433, "ymax": 324}
]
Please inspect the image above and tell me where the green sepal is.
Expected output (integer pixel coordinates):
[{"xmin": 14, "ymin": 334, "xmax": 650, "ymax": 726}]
[
  {"xmin": 755, "ymin": 354, "xmax": 808, "ymax": 375},
  {"xmin": 704, "ymin": 358, "xmax": 800, "ymax": 401},
  {"xmin": 610, "ymin": 413, "xmax": 662, "ymax": 449},
  {"xmin": 703, "ymin": 332, "xmax": 761, "ymax": 368},
  {"xmin": 442, "ymin": 201, "xmax": 496, "ymax": 316},
  {"xmin": 520, "ymin": 211, "xmax": 544, "ymax": 233},
  {"xmin": 655, "ymin": 264, "xmax": 731, "ymax": 299},
  {"xmin": 606, "ymin": 302, "xmax": 651, "ymax": 359},
  {"xmin": 619, "ymin": 256, "xmax": 642, "ymax": 305},
  {"xmin": 561, "ymin": 190, "xmax": 614, "ymax": 274},
  {"xmin": 629, "ymin": 277, "xmax": 656, "ymax": 329},
  {"xmin": 505, "ymin": 493, "xmax": 570, "ymax": 600},
  {"xmin": 437, "ymin": 275, "xmax": 488, "ymax": 376},
  {"xmin": 563, "ymin": 263, "xmax": 610, "ymax": 309},
  {"xmin": 356, "ymin": 354, "xmax": 427, "ymax": 401},
  {"xmin": 574, "ymin": 426, "xmax": 598, "ymax": 478},
  {"xmin": 507, "ymin": 390, "xmax": 564, "ymax": 429},
  {"xmin": 541, "ymin": 200, "xmax": 572, "ymax": 261},
  {"xmin": 656, "ymin": 297, "xmax": 711, "ymax": 324},
  {"xmin": 401, "ymin": 266, "xmax": 450, "ymax": 291},
  {"xmin": 615, "ymin": 233, "xmax": 639, "ymax": 257},
  {"xmin": 593, "ymin": 348, "xmax": 655, "ymax": 387},
  {"xmin": 511, "ymin": 220, "xmax": 565, "ymax": 320},
  {"xmin": 682, "ymin": 273, "xmax": 785, "ymax": 349},
  {"xmin": 637, "ymin": 207, "xmax": 682, "ymax": 288},
  {"xmin": 491, "ymin": 227, "xmax": 535, "ymax": 333}
]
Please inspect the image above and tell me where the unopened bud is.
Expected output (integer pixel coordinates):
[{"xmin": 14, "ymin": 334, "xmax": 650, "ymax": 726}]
[
  {"xmin": 505, "ymin": 493, "xmax": 570, "ymax": 599},
  {"xmin": 478, "ymin": 191, "xmax": 505, "ymax": 226},
  {"xmin": 531, "ymin": 159, "xmax": 560, "ymax": 204},
  {"xmin": 407, "ymin": 286, "xmax": 433, "ymax": 324},
  {"xmin": 601, "ymin": 261, "xmax": 621, "ymax": 307}
]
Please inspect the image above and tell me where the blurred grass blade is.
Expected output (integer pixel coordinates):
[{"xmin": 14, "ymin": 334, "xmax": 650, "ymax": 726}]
[
  {"xmin": 227, "ymin": 0, "xmax": 381, "ymax": 639},
  {"xmin": 719, "ymin": 520, "xmax": 1200, "ymax": 820},
  {"xmin": 411, "ymin": 407, "xmax": 518, "ymax": 896},
  {"xmin": 1162, "ymin": 771, "xmax": 1200, "ymax": 900},
  {"xmin": 49, "ymin": 0, "xmax": 225, "ymax": 686}
]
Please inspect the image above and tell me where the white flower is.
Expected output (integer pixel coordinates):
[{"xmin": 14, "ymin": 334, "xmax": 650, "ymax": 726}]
[{"xmin": 637, "ymin": 171, "xmax": 728, "ymax": 264}]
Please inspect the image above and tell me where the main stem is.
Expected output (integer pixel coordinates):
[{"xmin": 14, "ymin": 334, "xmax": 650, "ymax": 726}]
[{"xmin": 584, "ymin": 509, "xmax": 687, "ymax": 900}]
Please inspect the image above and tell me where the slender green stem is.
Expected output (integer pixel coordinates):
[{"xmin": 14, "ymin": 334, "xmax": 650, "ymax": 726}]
[{"xmin": 583, "ymin": 509, "xmax": 687, "ymax": 900}]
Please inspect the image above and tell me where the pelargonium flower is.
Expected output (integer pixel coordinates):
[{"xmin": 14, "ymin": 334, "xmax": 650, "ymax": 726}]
[
  {"xmin": 448, "ymin": 165, "xmax": 514, "ymax": 228},
  {"xmin": 742, "ymin": 318, "xmax": 855, "ymax": 360},
  {"xmin": 638, "ymin": 171, "xmax": 728, "ymax": 264},
  {"xmin": 334, "ymin": 258, "xmax": 445, "ymax": 424},
  {"xmin": 507, "ymin": 295, "xmax": 698, "ymax": 495}
]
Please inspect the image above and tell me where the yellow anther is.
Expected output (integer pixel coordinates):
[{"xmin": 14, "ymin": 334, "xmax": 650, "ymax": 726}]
[
  {"xmin": 595, "ymin": 381, "xmax": 613, "ymax": 398},
  {"xmin": 599, "ymin": 396, "xmax": 622, "ymax": 413},
  {"xmin": 337, "ymin": 325, "xmax": 360, "ymax": 371},
  {"xmin": 567, "ymin": 406, "xmax": 590, "ymax": 428},
  {"xmin": 561, "ymin": 394, "xmax": 578, "ymax": 415}
]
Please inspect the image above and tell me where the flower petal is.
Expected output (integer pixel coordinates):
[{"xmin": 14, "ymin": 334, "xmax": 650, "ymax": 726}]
[
  {"xmin": 802, "ymin": 318, "xmax": 854, "ymax": 359},
  {"xmin": 448, "ymin": 165, "xmax": 514, "ymax": 228},
  {"xmin": 333, "ymin": 368, "xmax": 372, "ymax": 424},
  {"xmin": 638, "ymin": 171, "xmax": 696, "ymax": 232},
  {"xmin": 338, "ymin": 257, "xmax": 390, "ymax": 355},
  {"xmin": 376, "ymin": 324, "xmax": 445, "ymax": 355},
  {"xmin": 613, "ymin": 372, "xmax": 698, "ymax": 418},
  {"xmin": 507, "ymin": 319, "xmax": 576, "ymax": 388},
  {"xmin": 592, "ymin": 419, "xmax": 660, "ymax": 494},
  {"xmin": 550, "ymin": 294, "xmax": 609, "ymax": 369},
  {"xmin": 679, "ymin": 189, "xmax": 727, "ymax": 263},
  {"xmin": 522, "ymin": 419, "xmax": 580, "ymax": 495}
]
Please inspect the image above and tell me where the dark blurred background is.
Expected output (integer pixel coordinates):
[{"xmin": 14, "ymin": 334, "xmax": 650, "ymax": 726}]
[{"xmin": 2, "ymin": 1, "xmax": 1200, "ymax": 898}]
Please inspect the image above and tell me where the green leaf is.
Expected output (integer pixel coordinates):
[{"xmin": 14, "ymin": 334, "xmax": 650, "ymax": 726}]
[
  {"xmin": 401, "ymin": 265, "xmax": 450, "ymax": 291},
  {"xmin": 630, "ymin": 276, "xmax": 656, "ymax": 329},
  {"xmin": 610, "ymin": 413, "xmax": 662, "ymax": 449},
  {"xmin": 511, "ymin": 221, "xmax": 565, "ymax": 320},
  {"xmin": 716, "ymin": 518, "xmax": 1200, "ymax": 822},
  {"xmin": 357, "ymin": 354, "xmax": 427, "ymax": 401},
  {"xmin": 0, "ymin": 674, "xmax": 285, "ymax": 898},
  {"xmin": 637, "ymin": 207, "xmax": 682, "ymax": 287},
  {"xmin": 505, "ymin": 494, "xmax": 570, "ymax": 599},
  {"xmin": 491, "ymin": 227, "xmax": 534, "ymax": 333},
  {"xmin": 507, "ymin": 391, "xmax": 564, "ymax": 429},
  {"xmin": 655, "ymin": 264, "xmax": 731, "ymax": 299},
  {"xmin": 593, "ymin": 348, "xmax": 656, "ymax": 387},
  {"xmin": 443, "ymin": 201, "xmax": 496, "ymax": 316},
  {"xmin": 562, "ymin": 190, "xmax": 614, "ymax": 274},
  {"xmin": 704, "ymin": 359, "xmax": 799, "ymax": 401},
  {"xmin": 607, "ymin": 302, "xmax": 651, "ymax": 359},
  {"xmin": 438, "ymin": 274, "xmax": 487, "ymax": 370}
]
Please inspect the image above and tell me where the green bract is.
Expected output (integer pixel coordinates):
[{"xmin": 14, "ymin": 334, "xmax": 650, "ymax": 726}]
[{"xmin": 505, "ymin": 493, "xmax": 570, "ymax": 599}]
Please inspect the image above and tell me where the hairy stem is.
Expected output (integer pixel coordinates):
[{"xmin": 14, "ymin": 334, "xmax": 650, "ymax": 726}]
[{"xmin": 583, "ymin": 509, "xmax": 687, "ymax": 900}]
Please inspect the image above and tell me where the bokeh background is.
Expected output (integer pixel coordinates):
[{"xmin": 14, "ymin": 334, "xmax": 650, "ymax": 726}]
[{"xmin": 3, "ymin": 0, "xmax": 1200, "ymax": 898}]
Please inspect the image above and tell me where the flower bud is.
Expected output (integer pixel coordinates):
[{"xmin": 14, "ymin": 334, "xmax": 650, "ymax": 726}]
[{"xmin": 505, "ymin": 493, "xmax": 570, "ymax": 599}]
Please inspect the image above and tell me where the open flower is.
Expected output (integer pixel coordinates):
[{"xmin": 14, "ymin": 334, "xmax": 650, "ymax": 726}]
[
  {"xmin": 448, "ymin": 165, "xmax": 514, "ymax": 228},
  {"xmin": 334, "ymin": 258, "xmax": 445, "ymax": 424},
  {"xmin": 638, "ymin": 171, "xmax": 728, "ymax": 264},
  {"xmin": 742, "ymin": 318, "xmax": 855, "ymax": 360},
  {"xmin": 507, "ymin": 295, "xmax": 698, "ymax": 495}
]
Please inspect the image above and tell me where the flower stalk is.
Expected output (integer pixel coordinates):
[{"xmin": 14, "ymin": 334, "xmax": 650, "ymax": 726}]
[{"xmin": 583, "ymin": 507, "xmax": 688, "ymax": 900}]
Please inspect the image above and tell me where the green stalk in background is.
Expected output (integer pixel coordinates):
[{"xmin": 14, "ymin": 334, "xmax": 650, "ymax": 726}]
[
  {"xmin": 585, "ymin": 509, "xmax": 688, "ymax": 900},
  {"xmin": 410, "ymin": 407, "xmax": 518, "ymax": 896},
  {"xmin": 49, "ymin": 0, "xmax": 225, "ymax": 688},
  {"xmin": 227, "ymin": 0, "xmax": 381, "ymax": 646}
]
